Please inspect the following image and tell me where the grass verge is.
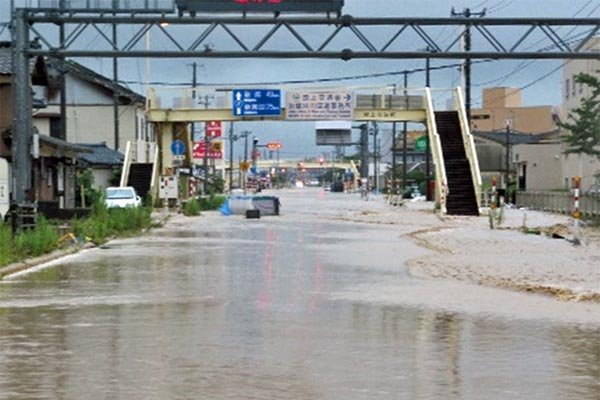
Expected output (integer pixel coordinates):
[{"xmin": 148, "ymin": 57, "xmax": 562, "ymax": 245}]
[{"xmin": 0, "ymin": 200, "xmax": 158, "ymax": 268}]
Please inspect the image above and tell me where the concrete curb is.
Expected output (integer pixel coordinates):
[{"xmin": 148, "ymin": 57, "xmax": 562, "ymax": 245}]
[
  {"xmin": 0, "ymin": 213, "xmax": 169, "ymax": 280},
  {"xmin": 0, "ymin": 243, "xmax": 96, "ymax": 280}
]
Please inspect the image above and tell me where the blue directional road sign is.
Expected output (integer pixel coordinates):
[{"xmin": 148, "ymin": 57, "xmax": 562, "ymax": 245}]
[
  {"xmin": 171, "ymin": 139, "xmax": 186, "ymax": 156},
  {"xmin": 233, "ymin": 89, "xmax": 282, "ymax": 117}
]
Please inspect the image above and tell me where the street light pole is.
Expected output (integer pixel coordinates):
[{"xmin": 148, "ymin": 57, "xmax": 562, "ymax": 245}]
[
  {"xmin": 228, "ymin": 122, "xmax": 234, "ymax": 192},
  {"xmin": 402, "ymin": 71, "xmax": 409, "ymax": 192},
  {"xmin": 505, "ymin": 120, "xmax": 511, "ymax": 196}
]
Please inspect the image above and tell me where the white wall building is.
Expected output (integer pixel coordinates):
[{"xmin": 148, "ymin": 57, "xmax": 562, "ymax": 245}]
[
  {"xmin": 514, "ymin": 37, "xmax": 600, "ymax": 192},
  {"xmin": 33, "ymin": 60, "xmax": 155, "ymax": 155},
  {"xmin": 559, "ymin": 36, "xmax": 600, "ymax": 191}
]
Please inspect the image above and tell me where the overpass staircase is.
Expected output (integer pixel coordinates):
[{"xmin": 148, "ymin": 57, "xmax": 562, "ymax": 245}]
[
  {"xmin": 435, "ymin": 111, "xmax": 479, "ymax": 215},
  {"xmin": 425, "ymin": 87, "xmax": 482, "ymax": 216},
  {"xmin": 120, "ymin": 141, "xmax": 159, "ymax": 201}
]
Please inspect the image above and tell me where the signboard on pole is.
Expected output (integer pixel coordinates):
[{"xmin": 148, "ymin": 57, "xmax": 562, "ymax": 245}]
[
  {"xmin": 171, "ymin": 139, "xmax": 186, "ymax": 156},
  {"xmin": 266, "ymin": 142, "xmax": 282, "ymax": 150},
  {"xmin": 206, "ymin": 121, "xmax": 222, "ymax": 137},
  {"xmin": 286, "ymin": 90, "xmax": 354, "ymax": 120},
  {"xmin": 193, "ymin": 141, "xmax": 223, "ymax": 159},
  {"xmin": 232, "ymin": 89, "xmax": 282, "ymax": 117},
  {"xmin": 415, "ymin": 135, "xmax": 428, "ymax": 152}
]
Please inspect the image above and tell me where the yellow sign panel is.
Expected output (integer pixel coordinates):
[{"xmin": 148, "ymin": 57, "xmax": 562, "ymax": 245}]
[
  {"xmin": 239, "ymin": 161, "xmax": 251, "ymax": 172},
  {"xmin": 211, "ymin": 141, "xmax": 223, "ymax": 152}
]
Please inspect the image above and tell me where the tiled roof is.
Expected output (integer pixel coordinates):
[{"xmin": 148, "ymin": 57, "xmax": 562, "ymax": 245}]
[
  {"xmin": 39, "ymin": 134, "xmax": 93, "ymax": 153},
  {"xmin": 47, "ymin": 58, "xmax": 145, "ymax": 104},
  {"xmin": 0, "ymin": 47, "xmax": 12, "ymax": 74},
  {"xmin": 78, "ymin": 143, "xmax": 124, "ymax": 166}
]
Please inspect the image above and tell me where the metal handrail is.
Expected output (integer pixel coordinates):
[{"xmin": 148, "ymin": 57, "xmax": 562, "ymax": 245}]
[
  {"xmin": 424, "ymin": 87, "xmax": 448, "ymax": 214},
  {"xmin": 455, "ymin": 87, "xmax": 483, "ymax": 212},
  {"xmin": 149, "ymin": 145, "xmax": 160, "ymax": 198},
  {"xmin": 119, "ymin": 141, "xmax": 133, "ymax": 187}
]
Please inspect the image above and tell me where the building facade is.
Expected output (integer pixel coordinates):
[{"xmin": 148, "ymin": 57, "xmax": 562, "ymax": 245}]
[
  {"xmin": 512, "ymin": 37, "xmax": 600, "ymax": 192},
  {"xmin": 470, "ymin": 87, "xmax": 559, "ymax": 134},
  {"xmin": 33, "ymin": 60, "xmax": 154, "ymax": 154}
]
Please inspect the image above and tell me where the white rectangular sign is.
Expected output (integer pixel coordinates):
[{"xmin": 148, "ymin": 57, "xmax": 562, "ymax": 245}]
[{"xmin": 285, "ymin": 91, "xmax": 354, "ymax": 121}]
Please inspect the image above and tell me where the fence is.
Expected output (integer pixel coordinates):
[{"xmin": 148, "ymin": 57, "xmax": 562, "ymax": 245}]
[{"xmin": 516, "ymin": 191, "xmax": 600, "ymax": 218}]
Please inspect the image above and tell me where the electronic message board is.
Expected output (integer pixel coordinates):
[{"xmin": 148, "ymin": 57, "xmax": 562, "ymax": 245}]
[{"xmin": 176, "ymin": 0, "xmax": 344, "ymax": 14}]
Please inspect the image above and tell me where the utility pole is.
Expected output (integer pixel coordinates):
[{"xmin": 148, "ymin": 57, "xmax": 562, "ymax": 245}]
[
  {"xmin": 191, "ymin": 62, "xmax": 197, "ymax": 141},
  {"xmin": 505, "ymin": 120, "xmax": 511, "ymax": 195},
  {"xmin": 59, "ymin": 21, "xmax": 67, "ymax": 140},
  {"xmin": 242, "ymin": 130, "xmax": 251, "ymax": 193},
  {"xmin": 12, "ymin": 9, "xmax": 32, "ymax": 204},
  {"xmin": 228, "ymin": 122, "xmax": 234, "ymax": 192},
  {"xmin": 451, "ymin": 7, "xmax": 486, "ymax": 123},
  {"xmin": 402, "ymin": 71, "xmax": 409, "ymax": 192},
  {"xmin": 372, "ymin": 122, "xmax": 379, "ymax": 193},
  {"xmin": 391, "ymin": 84, "xmax": 397, "ymax": 195},
  {"xmin": 112, "ymin": 15, "xmax": 120, "ymax": 151},
  {"xmin": 360, "ymin": 124, "xmax": 369, "ymax": 183},
  {"xmin": 200, "ymin": 93, "xmax": 212, "ymax": 194},
  {"xmin": 252, "ymin": 137, "xmax": 258, "ymax": 172}
]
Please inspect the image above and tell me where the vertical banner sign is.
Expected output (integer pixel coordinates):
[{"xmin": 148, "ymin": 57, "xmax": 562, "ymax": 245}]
[
  {"xmin": 206, "ymin": 121, "xmax": 222, "ymax": 138},
  {"xmin": 285, "ymin": 90, "xmax": 354, "ymax": 120}
]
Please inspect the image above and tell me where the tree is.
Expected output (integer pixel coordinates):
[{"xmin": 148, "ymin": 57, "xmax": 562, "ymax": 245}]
[{"xmin": 559, "ymin": 72, "xmax": 600, "ymax": 158}]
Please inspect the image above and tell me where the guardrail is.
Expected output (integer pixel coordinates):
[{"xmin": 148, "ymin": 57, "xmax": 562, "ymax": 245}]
[
  {"xmin": 424, "ymin": 87, "xmax": 448, "ymax": 214},
  {"xmin": 455, "ymin": 87, "xmax": 483, "ymax": 212},
  {"xmin": 516, "ymin": 191, "xmax": 600, "ymax": 217}
]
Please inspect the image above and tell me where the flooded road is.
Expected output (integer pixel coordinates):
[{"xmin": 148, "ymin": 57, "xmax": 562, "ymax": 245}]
[{"xmin": 0, "ymin": 189, "xmax": 598, "ymax": 399}]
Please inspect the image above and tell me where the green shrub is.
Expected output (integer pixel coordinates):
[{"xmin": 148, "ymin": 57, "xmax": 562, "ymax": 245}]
[
  {"xmin": 182, "ymin": 199, "xmax": 201, "ymax": 216},
  {"xmin": 72, "ymin": 196, "xmax": 154, "ymax": 244},
  {"xmin": 14, "ymin": 217, "xmax": 61, "ymax": 258},
  {"xmin": 0, "ymin": 217, "xmax": 61, "ymax": 267},
  {"xmin": 198, "ymin": 195, "xmax": 226, "ymax": 211}
]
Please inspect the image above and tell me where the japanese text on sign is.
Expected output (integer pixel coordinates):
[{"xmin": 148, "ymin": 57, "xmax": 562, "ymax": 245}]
[
  {"xmin": 206, "ymin": 121, "xmax": 222, "ymax": 138},
  {"xmin": 193, "ymin": 141, "xmax": 223, "ymax": 160},
  {"xmin": 233, "ymin": 89, "xmax": 281, "ymax": 117},
  {"xmin": 285, "ymin": 91, "xmax": 354, "ymax": 121}
]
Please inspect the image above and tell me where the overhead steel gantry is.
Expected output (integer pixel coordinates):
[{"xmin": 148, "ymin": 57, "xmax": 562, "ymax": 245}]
[{"xmin": 10, "ymin": 9, "xmax": 600, "ymax": 203}]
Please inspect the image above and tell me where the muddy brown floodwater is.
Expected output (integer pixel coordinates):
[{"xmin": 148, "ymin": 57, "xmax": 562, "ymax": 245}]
[{"xmin": 0, "ymin": 189, "xmax": 599, "ymax": 399}]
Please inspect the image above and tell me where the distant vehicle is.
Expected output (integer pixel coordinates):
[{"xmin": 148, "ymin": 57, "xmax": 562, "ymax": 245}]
[
  {"xmin": 330, "ymin": 181, "xmax": 344, "ymax": 192},
  {"xmin": 105, "ymin": 187, "xmax": 142, "ymax": 208},
  {"xmin": 307, "ymin": 179, "xmax": 320, "ymax": 187}
]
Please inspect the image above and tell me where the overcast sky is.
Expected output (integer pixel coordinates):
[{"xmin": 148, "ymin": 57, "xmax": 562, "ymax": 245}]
[{"xmin": 1, "ymin": 0, "xmax": 599, "ymax": 159}]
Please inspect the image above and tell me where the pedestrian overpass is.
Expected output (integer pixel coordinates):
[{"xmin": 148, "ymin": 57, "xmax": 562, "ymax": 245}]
[{"xmin": 138, "ymin": 86, "xmax": 482, "ymax": 215}]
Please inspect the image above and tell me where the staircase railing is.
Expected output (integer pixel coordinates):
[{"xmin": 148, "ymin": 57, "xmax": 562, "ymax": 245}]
[
  {"xmin": 424, "ymin": 88, "xmax": 448, "ymax": 214},
  {"xmin": 149, "ymin": 145, "xmax": 160, "ymax": 201},
  {"xmin": 119, "ymin": 141, "xmax": 133, "ymax": 187},
  {"xmin": 455, "ymin": 87, "xmax": 483, "ymax": 211}
]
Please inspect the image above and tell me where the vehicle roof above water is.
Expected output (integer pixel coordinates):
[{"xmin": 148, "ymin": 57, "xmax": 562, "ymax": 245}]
[{"xmin": 106, "ymin": 187, "xmax": 138, "ymax": 197}]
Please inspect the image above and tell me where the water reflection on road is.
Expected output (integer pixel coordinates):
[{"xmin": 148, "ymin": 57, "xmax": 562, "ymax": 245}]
[{"xmin": 0, "ymin": 189, "xmax": 598, "ymax": 399}]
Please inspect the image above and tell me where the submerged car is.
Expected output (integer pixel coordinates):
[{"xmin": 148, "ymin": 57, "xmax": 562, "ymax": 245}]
[{"xmin": 105, "ymin": 186, "xmax": 142, "ymax": 208}]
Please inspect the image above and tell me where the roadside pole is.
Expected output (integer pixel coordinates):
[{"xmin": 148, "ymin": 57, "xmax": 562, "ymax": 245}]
[{"xmin": 573, "ymin": 176, "xmax": 581, "ymax": 246}]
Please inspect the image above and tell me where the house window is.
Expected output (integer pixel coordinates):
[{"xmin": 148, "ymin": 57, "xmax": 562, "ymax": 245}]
[
  {"xmin": 50, "ymin": 117, "xmax": 62, "ymax": 139},
  {"xmin": 565, "ymin": 79, "xmax": 570, "ymax": 98}
]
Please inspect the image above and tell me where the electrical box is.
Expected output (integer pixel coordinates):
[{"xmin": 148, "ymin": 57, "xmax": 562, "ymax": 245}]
[{"xmin": 159, "ymin": 176, "xmax": 179, "ymax": 199}]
